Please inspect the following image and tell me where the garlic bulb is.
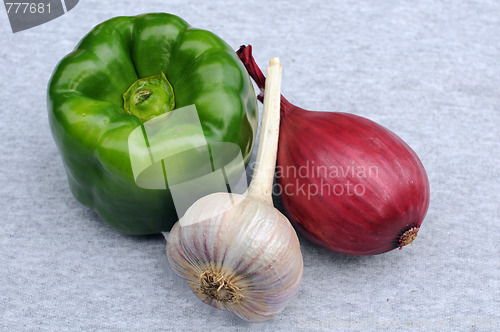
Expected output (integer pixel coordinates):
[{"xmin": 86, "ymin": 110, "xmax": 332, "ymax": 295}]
[
  {"xmin": 166, "ymin": 58, "xmax": 304, "ymax": 322},
  {"xmin": 166, "ymin": 192, "xmax": 303, "ymax": 322}
]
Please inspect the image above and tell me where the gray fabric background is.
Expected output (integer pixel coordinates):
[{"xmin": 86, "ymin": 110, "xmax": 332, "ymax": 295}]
[{"xmin": 1, "ymin": 1, "xmax": 499, "ymax": 331}]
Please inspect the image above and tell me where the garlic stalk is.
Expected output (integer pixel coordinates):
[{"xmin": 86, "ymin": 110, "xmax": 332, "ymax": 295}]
[{"xmin": 166, "ymin": 58, "xmax": 303, "ymax": 322}]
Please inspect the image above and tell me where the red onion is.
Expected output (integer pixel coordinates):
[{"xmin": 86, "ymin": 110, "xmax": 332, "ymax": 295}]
[{"xmin": 237, "ymin": 45, "xmax": 430, "ymax": 255}]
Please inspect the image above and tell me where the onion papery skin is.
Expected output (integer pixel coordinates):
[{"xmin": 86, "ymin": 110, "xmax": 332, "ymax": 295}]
[{"xmin": 277, "ymin": 103, "xmax": 430, "ymax": 255}]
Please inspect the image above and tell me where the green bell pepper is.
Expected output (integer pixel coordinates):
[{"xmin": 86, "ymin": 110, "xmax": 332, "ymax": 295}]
[{"xmin": 47, "ymin": 13, "xmax": 258, "ymax": 234}]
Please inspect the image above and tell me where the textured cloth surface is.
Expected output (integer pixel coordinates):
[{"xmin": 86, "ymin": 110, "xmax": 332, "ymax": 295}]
[{"xmin": 1, "ymin": 1, "xmax": 499, "ymax": 331}]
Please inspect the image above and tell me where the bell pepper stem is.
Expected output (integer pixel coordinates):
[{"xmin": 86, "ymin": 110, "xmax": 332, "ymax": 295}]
[{"xmin": 123, "ymin": 72, "xmax": 175, "ymax": 122}]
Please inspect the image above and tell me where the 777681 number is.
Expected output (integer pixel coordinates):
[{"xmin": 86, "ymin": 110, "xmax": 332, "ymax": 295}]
[{"xmin": 5, "ymin": 2, "xmax": 51, "ymax": 14}]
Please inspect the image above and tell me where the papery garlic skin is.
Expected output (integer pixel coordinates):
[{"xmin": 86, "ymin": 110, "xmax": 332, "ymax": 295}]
[{"xmin": 166, "ymin": 192, "xmax": 303, "ymax": 322}]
